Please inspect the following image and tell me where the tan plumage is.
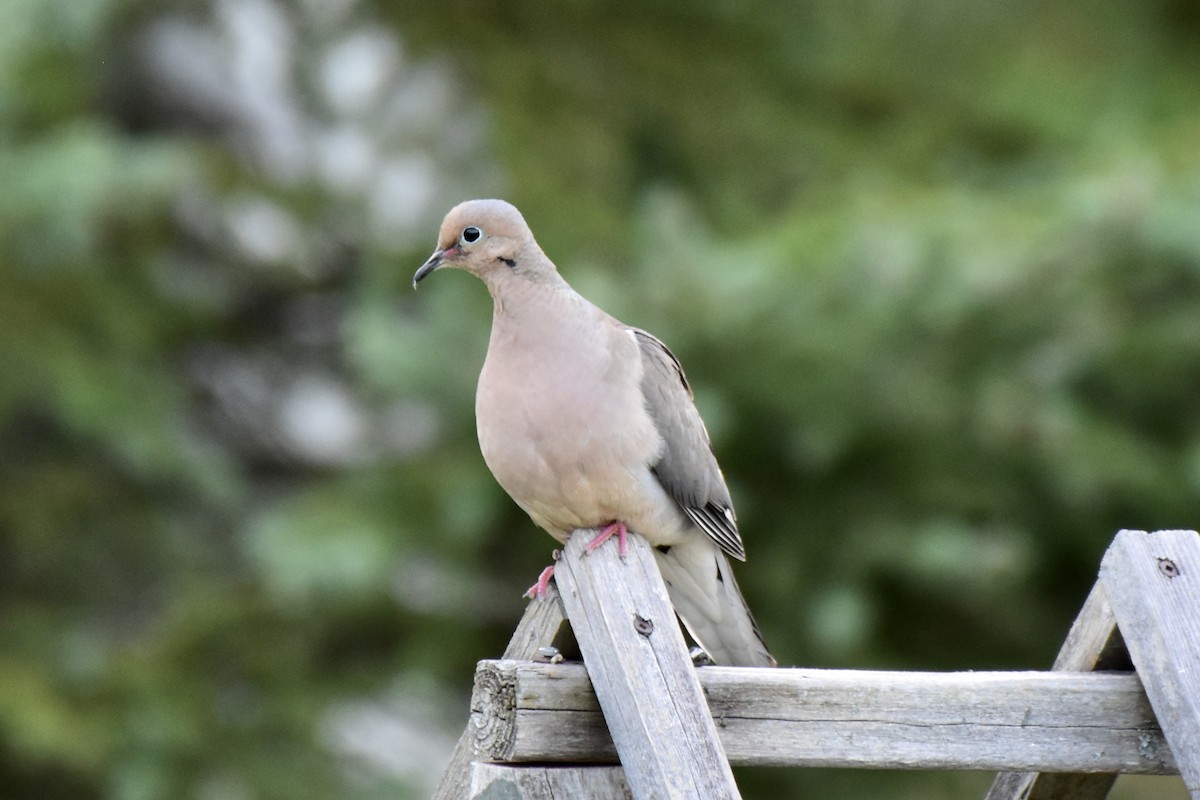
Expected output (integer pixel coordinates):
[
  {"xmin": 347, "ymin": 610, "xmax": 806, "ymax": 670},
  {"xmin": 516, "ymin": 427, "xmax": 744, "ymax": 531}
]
[{"xmin": 414, "ymin": 199, "xmax": 774, "ymax": 667}]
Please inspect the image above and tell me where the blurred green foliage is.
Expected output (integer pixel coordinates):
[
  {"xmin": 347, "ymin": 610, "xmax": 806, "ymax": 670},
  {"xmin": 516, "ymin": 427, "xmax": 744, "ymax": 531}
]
[{"xmin": 1, "ymin": 0, "xmax": 1197, "ymax": 798}]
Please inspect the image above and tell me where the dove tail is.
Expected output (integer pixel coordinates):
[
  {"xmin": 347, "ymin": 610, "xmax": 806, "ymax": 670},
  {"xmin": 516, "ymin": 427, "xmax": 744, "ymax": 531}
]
[{"xmin": 653, "ymin": 536, "xmax": 776, "ymax": 668}]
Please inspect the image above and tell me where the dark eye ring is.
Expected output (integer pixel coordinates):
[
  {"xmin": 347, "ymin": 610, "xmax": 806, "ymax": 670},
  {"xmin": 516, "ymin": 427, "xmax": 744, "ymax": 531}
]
[{"xmin": 461, "ymin": 226, "xmax": 482, "ymax": 244}]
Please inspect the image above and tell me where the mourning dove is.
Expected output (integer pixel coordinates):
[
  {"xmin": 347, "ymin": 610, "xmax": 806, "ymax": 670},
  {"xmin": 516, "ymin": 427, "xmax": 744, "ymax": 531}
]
[{"xmin": 414, "ymin": 199, "xmax": 775, "ymax": 668}]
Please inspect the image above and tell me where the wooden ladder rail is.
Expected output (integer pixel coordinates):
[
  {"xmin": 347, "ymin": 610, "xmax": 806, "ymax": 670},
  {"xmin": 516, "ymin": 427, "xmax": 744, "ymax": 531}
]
[{"xmin": 438, "ymin": 529, "xmax": 1200, "ymax": 800}]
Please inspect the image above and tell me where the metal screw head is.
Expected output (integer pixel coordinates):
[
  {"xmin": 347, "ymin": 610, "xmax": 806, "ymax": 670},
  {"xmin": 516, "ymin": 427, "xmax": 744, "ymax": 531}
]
[
  {"xmin": 633, "ymin": 614, "xmax": 654, "ymax": 637},
  {"xmin": 1157, "ymin": 557, "xmax": 1180, "ymax": 579}
]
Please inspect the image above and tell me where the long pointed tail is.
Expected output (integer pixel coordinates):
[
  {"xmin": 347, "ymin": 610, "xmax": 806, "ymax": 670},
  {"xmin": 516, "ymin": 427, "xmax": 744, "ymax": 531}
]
[{"xmin": 653, "ymin": 535, "xmax": 776, "ymax": 667}]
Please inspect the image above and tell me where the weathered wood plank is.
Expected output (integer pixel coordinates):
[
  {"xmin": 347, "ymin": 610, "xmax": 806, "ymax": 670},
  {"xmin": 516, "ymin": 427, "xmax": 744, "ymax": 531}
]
[
  {"xmin": 432, "ymin": 584, "xmax": 571, "ymax": 800},
  {"xmin": 984, "ymin": 580, "xmax": 1129, "ymax": 800},
  {"xmin": 469, "ymin": 764, "xmax": 630, "ymax": 800},
  {"xmin": 1048, "ymin": 583, "xmax": 1130, "ymax": 672},
  {"xmin": 471, "ymin": 659, "xmax": 1175, "ymax": 773},
  {"xmin": 1102, "ymin": 529, "xmax": 1200, "ymax": 798},
  {"xmin": 986, "ymin": 771, "xmax": 1124, "ymax": 800},
  {"xmin": 551, "ymin": 529, "xmax": 740, "ymax": 799}
]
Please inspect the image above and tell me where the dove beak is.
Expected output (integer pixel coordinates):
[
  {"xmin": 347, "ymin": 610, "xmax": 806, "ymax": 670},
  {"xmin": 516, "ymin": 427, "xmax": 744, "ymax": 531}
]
[{"xmin": 412, "ymin": 249, "xmax": 446, "ymax": 289}]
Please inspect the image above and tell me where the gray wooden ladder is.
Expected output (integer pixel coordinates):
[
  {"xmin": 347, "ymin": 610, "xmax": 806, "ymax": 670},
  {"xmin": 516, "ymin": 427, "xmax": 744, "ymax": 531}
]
[{"xmin": 433, "ymin": 529, "xmax": 1200, "ymax": 800}]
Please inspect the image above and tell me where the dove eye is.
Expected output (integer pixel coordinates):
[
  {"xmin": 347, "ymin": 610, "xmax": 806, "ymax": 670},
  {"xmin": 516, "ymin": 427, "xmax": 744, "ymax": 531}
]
[{"xmin": 461, "ymin": 226, "xmax": 482, "ymax": 244}]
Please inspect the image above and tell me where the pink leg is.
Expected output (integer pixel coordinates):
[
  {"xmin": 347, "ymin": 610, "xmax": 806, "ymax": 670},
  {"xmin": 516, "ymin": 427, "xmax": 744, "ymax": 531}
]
[
  {"xmin": 524, "ymin": 565, "xmax": 556, "ymax": 599},
  {"xmin": 585, "ymin": 521, "xmax": 629, "ymax": 560}
]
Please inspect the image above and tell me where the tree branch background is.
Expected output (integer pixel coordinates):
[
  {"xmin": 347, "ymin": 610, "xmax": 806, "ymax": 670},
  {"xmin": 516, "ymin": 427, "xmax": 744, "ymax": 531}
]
[{"xmin": 2, "ymin": 1, "xmax": 1197, "ymax": 798}]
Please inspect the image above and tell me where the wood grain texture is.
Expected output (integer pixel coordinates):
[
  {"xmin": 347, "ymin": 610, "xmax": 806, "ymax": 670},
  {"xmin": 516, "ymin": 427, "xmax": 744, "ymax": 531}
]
[
  {"xmin": 551, "ymin": 529, "xmax": 741, "ymax": 799},
  {"xmin": 470, "ymin": 764, "xmax": 631, "ymax": 800},
  {"xmin": 1049, "ymin": 583, "xmax": 1130, "ymax": 672},
  {"xmin": 1102, "ymin": 529, "xmax": 1200, "ymax": 798},
  {"xmin": 984, "ymin": 580, "xmax": 1128, "ymax": 800},
  {"xmin": 985, "ymin": 771, "xmax": 1129, "ymax": 800},
  {"xmin": 471, "ymin": 659, "xmax": 1175, "ymax": 773},
  {"xmin": 433, "ymin": 585, "xmax": 570, "ymax": 800}
]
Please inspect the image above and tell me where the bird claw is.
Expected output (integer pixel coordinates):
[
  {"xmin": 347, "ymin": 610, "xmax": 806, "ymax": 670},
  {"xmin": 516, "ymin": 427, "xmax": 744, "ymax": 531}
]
[
  {"xmin": 585, "ymin": 521, "xmax": 629, "ymax": 560},
  {"xmin": 528, "ymin": 526, "xmax": 627, "ymax": 597},
  {"xmin": 524, "ymin": 565, "xmax": 556, "ymax": 599}
]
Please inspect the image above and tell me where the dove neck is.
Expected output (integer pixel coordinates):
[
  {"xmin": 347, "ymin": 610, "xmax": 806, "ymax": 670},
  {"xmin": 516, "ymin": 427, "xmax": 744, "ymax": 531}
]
[{"xmin": 485, "ymin": 265, "xmax": 574, "ymax": 321}]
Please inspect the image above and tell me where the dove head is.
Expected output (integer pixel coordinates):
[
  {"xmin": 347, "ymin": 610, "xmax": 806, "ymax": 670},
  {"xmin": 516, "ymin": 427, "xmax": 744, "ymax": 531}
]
[{"xmin": 413, "ymin": 199, "xmax": 557, "ymax": 290}]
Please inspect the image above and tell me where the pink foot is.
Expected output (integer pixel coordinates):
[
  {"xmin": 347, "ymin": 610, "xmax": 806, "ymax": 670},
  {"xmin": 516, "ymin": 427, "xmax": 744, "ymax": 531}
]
[
  {"xmin": 585, "ymin": 521, "xmax": 629, "ymax": 560},
  {"xmin": 524, "ymin": 565, "xmax": 556, "ymax": 599}
]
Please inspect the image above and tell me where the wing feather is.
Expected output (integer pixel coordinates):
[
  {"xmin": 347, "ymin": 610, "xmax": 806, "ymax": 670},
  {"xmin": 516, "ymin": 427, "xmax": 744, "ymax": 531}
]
[{"xmin": 631, "ymin": 328, "xmax": 746, "ymax": 561}]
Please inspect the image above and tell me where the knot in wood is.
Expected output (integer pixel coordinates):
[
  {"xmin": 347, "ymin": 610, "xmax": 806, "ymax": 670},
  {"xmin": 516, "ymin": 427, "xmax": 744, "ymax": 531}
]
[
  {"xmin": 633, "ymin": 614, "xmax": 654, "ymax": 637},
  {"xmin": 1156, "ymin": 557, "xmax": 1180, "ymax": 579}
]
